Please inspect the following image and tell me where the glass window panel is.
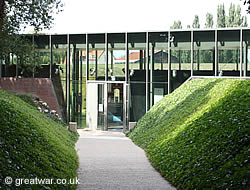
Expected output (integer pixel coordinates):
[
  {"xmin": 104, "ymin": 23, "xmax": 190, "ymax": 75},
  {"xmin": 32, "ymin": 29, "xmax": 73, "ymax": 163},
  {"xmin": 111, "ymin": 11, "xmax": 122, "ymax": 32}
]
[
  {"xmin": 218, "ymin": 30, "xmax": 240, "ymax": 76},
  {"xmin": 88, "ymin": 34, "xmax": 105, "ymax": 80},
  {"xmin": 108, "ymin": 33, "xmax": 125, "ymax": 81},
  {"xmin": 193, "ymin": 31, "xmax": 215, "ymax": 76},
  {"xmin": 128, "ymin": 32, "xmax": 146, "ymax": 82}
]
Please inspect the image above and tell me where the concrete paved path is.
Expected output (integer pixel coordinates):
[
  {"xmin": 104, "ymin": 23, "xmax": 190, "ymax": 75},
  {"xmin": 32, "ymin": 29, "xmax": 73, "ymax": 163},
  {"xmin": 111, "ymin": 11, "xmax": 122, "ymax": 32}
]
[{"xmin": 76, "ymin": 129, "xmax": 176, "ymax": 190}]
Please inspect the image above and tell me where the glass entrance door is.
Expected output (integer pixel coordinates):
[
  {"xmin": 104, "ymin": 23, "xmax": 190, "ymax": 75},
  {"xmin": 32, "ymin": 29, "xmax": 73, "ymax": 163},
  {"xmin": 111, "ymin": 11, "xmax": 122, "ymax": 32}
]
[{"xmin": 107, "ymin": 83, "xmax": 124, "ymax": 131}]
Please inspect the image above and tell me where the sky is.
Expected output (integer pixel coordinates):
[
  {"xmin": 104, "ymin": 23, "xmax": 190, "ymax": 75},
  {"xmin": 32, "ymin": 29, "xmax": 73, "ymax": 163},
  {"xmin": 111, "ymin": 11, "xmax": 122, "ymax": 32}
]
[{"xmin": 44, "ymin": 0, "xmax": 249, "ymax": 34}]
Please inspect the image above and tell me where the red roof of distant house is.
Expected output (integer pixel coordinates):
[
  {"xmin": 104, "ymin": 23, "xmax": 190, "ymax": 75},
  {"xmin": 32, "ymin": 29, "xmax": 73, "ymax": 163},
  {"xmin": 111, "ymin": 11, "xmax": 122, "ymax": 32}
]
[
  {"xmin": 115, "ymin": 52, "xmax": 142, "ymax": 63},
  {"xmin": 82, "ymin": 50, "xmax": 104, "ymax": 60}
]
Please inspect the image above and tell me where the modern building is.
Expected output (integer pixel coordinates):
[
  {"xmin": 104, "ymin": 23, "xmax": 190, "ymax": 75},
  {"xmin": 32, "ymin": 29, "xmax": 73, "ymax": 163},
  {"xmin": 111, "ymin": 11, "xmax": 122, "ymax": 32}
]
[{"xmin": 0, "ymin": 28, "xmax": 249, "ymax": 132}]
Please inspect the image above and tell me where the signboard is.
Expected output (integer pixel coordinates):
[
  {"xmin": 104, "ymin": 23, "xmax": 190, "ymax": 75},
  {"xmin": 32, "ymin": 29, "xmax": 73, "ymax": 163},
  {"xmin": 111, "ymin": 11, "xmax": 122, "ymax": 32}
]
[
  {"xmin": 98, "ymin": 104, "xmax": 103, "ymax": 112},
  {"xmin": 154, "ymin": 88, "xmax": 164, "ymax": 104}
]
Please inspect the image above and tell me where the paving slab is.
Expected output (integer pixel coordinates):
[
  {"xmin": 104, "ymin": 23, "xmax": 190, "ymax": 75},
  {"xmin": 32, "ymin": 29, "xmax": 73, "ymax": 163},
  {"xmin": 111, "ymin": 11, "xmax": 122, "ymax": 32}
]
[{"xmin": 76, "ymin": 129, "xmax": 176, "ymax": 190}]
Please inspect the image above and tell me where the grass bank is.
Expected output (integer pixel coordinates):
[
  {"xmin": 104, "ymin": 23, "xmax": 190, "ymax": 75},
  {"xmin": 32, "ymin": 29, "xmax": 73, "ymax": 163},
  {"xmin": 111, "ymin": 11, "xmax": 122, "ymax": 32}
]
[
  {"xmin": 129, "ymin": 79, "xmax": 249, "ymax": 189},
  {"xmin": 0, "ymin": 89, "xmax": 79, "ymax": 189}
]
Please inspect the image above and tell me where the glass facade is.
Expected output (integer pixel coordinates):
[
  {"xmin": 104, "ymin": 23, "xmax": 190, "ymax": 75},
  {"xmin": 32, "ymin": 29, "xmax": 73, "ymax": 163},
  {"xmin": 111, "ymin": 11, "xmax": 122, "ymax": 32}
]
[
  {"xmin": 1, "ymin": 28, "xmax": 249, "ymax": 130},
  {"xmin": 107, "ymin": 33, "xmax": 125, "ymax": 81},
  {"xmin": 88, "ymin": 34, "xmax": 105, "ymax": 80},
  {"xmin": 128, "ymin": 33, "xmax": 147, "ymax": 121},
  {"xmin": 170, "ymin": 31, "xmax": 191, "ymax": 92},
  {"xmin": 69, "ymin": 34, "xmax": 86, "ymax": 128},
  {"xmin": 34, "ymin": 35, "xmax": 50, "ymax": 78},
  {"xmin": 193, "ymin": 30, "xmax": 215, "ymax": 76},
  {"xmin": 218, "ymin": 30, "xmax": 241, "ymax": 76}
]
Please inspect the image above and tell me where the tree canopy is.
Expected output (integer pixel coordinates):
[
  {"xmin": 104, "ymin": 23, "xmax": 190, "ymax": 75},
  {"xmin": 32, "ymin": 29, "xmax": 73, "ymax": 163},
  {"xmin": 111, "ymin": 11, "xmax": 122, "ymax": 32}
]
[
  {"xmin": 217, "ymin": 4, "xmax": 226, "ymax": 28},
  {"xmin": 1, "ymin": 0, "xmax": 63, "ymax": 33},
  {"xmin": 170, "ymin": 20, "xmax": 182, "ymax": 29},
  {"xmin": 192, "ymin": 15, "xmax": 200, "ymax": 28},
  {"xmin": 205, "ymin": 13, "xmax": 214, "ymax": 28},
  {"xmin": 0, "ymin": 0, "xmax": 64, "ymax": 76}
]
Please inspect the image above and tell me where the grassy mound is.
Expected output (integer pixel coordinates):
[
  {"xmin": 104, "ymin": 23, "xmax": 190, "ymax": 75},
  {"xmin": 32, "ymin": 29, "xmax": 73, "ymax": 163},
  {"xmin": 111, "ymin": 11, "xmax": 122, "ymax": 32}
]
[
  {"xmin": 129, "ymin": 79, "xmax": 249, "ymax": 189},
  {"xmin": 0, "ymin": 89, "xmax": 79, "ymax": 189}
]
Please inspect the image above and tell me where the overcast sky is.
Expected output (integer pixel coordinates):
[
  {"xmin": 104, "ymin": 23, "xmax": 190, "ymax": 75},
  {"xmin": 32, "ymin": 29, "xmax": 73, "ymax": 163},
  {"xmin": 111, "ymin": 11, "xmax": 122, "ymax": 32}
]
[{"xmin": 45, "ymin": 0, "xmax": 249, "ymax": 34}]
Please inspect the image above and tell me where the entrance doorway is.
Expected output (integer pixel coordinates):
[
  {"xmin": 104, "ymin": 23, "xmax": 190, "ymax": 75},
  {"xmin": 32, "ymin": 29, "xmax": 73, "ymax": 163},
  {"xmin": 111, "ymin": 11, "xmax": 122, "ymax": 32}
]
[
  {"xmin": 86, "ymin": 81, "xmax": 128, "ymax": 132},
  {"xmin": 107, "ymin": 83, "xmax": 123, "ymax": 130}
]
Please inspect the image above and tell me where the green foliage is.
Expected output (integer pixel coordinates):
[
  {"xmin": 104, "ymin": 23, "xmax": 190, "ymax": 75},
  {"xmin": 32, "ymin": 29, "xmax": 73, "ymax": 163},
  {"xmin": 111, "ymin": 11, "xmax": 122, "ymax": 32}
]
[
  {"xmin": 0, "ymin": 0, "xmax": 64, "ymax": 76},
  {"xmin": 16, "ymin": 94, "xmax": 37, "ymax": 108},
  {"xmin": 217, "ymin": 4, "xmax": 226, "ymax": 28},
  {"xmin": 0, "ymin": 89, "xmax": 79, "ymax": 189},
  {"xmin": 242, "ymin": 15, "xmax": 248, "ymax": 27},
  {"xmin": 170, "ymin": 21, "xmax": 182, "ymax": 29},
  {"xmin": 129, "ymin": 79, "xmax": 250, "ymax": 189},
  {"xmin": 205, "ymin": 13, "xmax": 214, "ymax": 28},
  {"xmin": 2, "ymin": 0, "xmax": 63, "ymax": 32},
  {"xmin": 192, "ymin": 15, "xmax": 200, "ymax": 29},
  {"xmin": 217, "ymin": 2, "xmax": 247, "ymax": 28},
  {"xmin": 226, "ymin": 3, "xmax": 244, "ymax": 27}
]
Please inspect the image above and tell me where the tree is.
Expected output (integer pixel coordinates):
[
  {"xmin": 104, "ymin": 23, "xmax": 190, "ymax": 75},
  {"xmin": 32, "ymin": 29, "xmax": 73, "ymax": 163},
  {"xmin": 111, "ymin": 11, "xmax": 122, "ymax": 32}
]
[
  {"xmin": 241, "ymin": 0, "xmax": 250, "ymax": 13},
  {"xmin": 242, "ymin": 15, "xmax": 248, "ymax": 26},
  {"xmin": 1, "ymin": 0, "xmax": 63, "ymax": 32},
  {"xmin": 192, "ymin": 15, "xmax": 200, "ymax": 28},
  {"xmin": 234, "ymin": 5, "xmax": 243, "ymax": 26},
  {"xmin": 205, "ymin": 13, "xmax": 214, "ymax": 28},
  {"xmin": 217, "ymin": 4, "xmax": 226, "ymax": 28},
  {"xmin": 0, "ymin": 0, "xmax": 63, "ymax": 77},
  {"xmin": 170, "ymin": 20, "xmax": 182, "ymax": 29},
  {"xmin": 226, "ymin": 3, "xmax": 236, "ymax": 27},
  {"xmin": 226, "ymin": 3, "xmax": 245, "ymax": 27}
]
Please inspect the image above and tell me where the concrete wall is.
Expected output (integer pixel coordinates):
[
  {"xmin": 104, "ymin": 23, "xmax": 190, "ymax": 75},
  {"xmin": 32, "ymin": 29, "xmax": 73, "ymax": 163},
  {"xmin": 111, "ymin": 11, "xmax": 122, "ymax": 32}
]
[
  {"xmin": 0, "ymin": 78, "xmax": 62, "ymax": 118},
  {"xmin": 86, "ymin": 83, "xmax": 98, "ymax": 130}
]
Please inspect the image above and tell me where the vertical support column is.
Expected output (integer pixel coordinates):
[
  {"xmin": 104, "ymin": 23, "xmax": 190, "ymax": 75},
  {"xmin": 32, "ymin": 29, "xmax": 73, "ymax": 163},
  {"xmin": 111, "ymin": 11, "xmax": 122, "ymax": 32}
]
[
  {"xmin": 95, "ymin": 49, "xmax": 98, "ymax": 80},
  {"xmin": 49, "ymin": 35, "xmax": 53, "ymax": 79},
  {"xmin": 168, "ymin": 31, "xmax": 171, "ymax": 94},
  {"xmin": 215, "ymin": 30, "xmax": 218, "ymax": 76},
  {"xmin": 126, "ymin": 83, "xmax": 130, "ymax": 132},
  {"xmin": 240, "ymin": 29, "xmax": 243, "ymax": 77},
  {"xmin": 111, "ymin": 50, "xmax": 113, "ymax": 76},
  {"xmin": 123, "ymin": 82, "xmax": 127, "ymax": 133},
  {"xmin": 191, "ymin": 30, "xmax": 194, "ymax": 77},
  {"xmin": 104, "ymin": 33, "xmax": 109, "ymax": 130},
  {"xmin": 75, "ymin": 49, "xmax": 80, "ymax": 121},
  {"xmin": 150, "ymin": 42, "xmax": 154, "ymax": 108},
  {"xmin": 146, "ymin": 32, "xmax": 149, "ymax": 112},
  {"xmin": 244, "ymin": 41, "xmax": 248, "ymax": 77},
  {"xmin": 86, "ymin": 34, "xmax": 89, "ymax": 80},
  {"xmin": 65, "ymin": 49, "xmax": 68, "ymax": 122},
  {"xmin": 197, "ymin": 49, "xmax": 200, "ymax": 71},
  {"xmin": 0, "ymin": 59, "xmax": 2, "ymax": 78},
  {"xmin": 66, "ymin": 34, "xmax": 71, "ymax": 123},
  {"xmin": 16, "ymin": 55, "xmax": 18, "ymax": 78},
  {"xmin": 11, "ymin": 53, "xmax": 13, "ymax": 65},
  {"xmin": 72, "ymin": 45, "xmax": 76, "ymax": 121},
  {"xmin": 104, "ymin": 83, "xmax": 108, "ymax": 131},
  {"xmin": 105, "ymin": 33, "xmax": 108, "ymax": 81},
  {"xmin": 125, "ymin": 32, "xmax": 129, "ymax": 83},
  {"xmin": 125, "ymin": 33, "xmax": 129, "ymax": 131},
  {"xmin": 80, "ymin": 50, "xmax": 83, "ymax": 127},
  {"xmin": 139, "ymin": 50, "xmax": 143, "ymax": 70},
  {"xmin": 143, "ymin": 50, "xmax": 146, "ymax": 70},
  {"xmin": 178, "ymin": 50, "xmax": 181, "ymax": 70},
  {"xmin": 161, "ymin": 50, "xmax": 163, "ymax": 70},
  {"xmin": 32, "ymin": 35, "xmax": 35, "ymax": 78}
]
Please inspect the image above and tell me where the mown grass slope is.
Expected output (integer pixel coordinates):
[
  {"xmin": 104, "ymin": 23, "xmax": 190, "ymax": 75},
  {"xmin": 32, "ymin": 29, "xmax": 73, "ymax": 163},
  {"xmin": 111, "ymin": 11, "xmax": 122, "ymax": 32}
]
[
  {"xmin": 0, "ymin": 89, "xmax": 79, "ymax": 189},
  {"xmin": 129, "ymin": 79, "xmax": 249, "ymax": 190}
]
